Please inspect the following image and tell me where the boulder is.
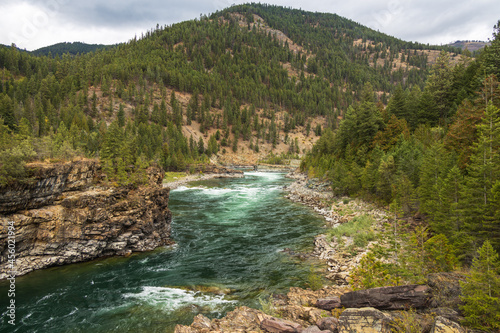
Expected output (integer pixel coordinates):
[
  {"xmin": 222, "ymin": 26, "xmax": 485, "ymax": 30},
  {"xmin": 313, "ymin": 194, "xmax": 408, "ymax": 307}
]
[
  {"xmin": 261, "ymin": 317, "xmax": 303, "ymax": 333},
  {"xmin": 175, "ymin": 306, "xmax": 268, "ymax": 332},
  {"xmin": 316, "ymin": 317, "xmax": 339, "ymax": 331},
  {"xmin": 340, "ymin": 285, "xmax": 430, "ymax": 310},
  {"xmin": 430, "ymin": 316, "xmax": 465, "ymax": 333},
  {"xmin": 190, "ymin": 314, "xmax": 212, "ymax": 330},
  {"xmin": 428, "ymin": 307, "xmax": 461, "ymax": 323},
  {"xmin": 278, "ymin": 304, "xmax": 329, "ymax": 327},
  {"xmin": 315, "ymin": 296, "xmax": 341, "ymax": 310},
  {"xmin": 338, "ymin": 307, "xmax": 393, "ymax": 333},
  {"xmin": 173, "ymin": 325, "xmax": 196, "ymax": 333},
  {"xmin": 214, "ymin": 306, "xmax": 269, "ymax": 331},
  {"xmin": 302, "ymin": 325, "xmax": 332, "ymax": 333}
]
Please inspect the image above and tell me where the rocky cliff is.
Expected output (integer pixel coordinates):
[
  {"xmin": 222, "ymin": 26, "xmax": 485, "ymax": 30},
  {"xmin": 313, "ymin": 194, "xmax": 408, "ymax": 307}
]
[{"xmin": 0, "ymin": 160, "xmax": 172, "ymax": 280}]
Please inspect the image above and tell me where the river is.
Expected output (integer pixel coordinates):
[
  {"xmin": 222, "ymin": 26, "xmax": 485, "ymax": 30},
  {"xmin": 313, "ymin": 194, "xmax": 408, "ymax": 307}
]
[{"xmin": 0, "ymin": 172, "xmax": 324, "ymax": 333}]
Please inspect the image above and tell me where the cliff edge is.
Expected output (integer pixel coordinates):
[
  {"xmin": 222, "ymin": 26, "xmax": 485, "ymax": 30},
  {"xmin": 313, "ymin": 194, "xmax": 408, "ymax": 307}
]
[{"xmin": 0, "ymin": 159, "xmax": 172, "ymax": 280}]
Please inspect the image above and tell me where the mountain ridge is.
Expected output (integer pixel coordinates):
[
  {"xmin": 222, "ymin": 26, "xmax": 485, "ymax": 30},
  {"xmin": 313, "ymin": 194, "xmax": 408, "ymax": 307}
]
[
  {"xmin": 0, "ymin": 3, "xmax": 472, "ymax": 177},
  {"xmin": 31, "ymin": 41, "xmax": 113, "ymax": 57}
]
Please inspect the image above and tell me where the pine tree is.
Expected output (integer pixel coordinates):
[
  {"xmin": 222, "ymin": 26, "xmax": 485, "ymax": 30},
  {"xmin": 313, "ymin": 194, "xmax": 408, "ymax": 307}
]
[
  {"xmin": 444, "ymin": 100, "xmax": 483, "ymax": 169},
  {"xmin": 418, "ymin": 143, "xmax": 454, "ymax": 234},
  {"xmin": 405, "ymin": 85, "xmax": 421, "ymax": 129},
  {"xmin": 197, "ymin": 137, "xmax": 205, "ymax": 155},
  {"xmin": 482, "ymin": 20, "xmax": 500, "ymax": 77},
  {"xmin": 462, "ymin": 102, "xmax": 500, "ymax": 251},
  {"xmin": 425, "ymin": 51, "xmax": 453, "ymax": 125},
  {"xmin": 117, "ymin": 104, "xmax": 125, "ymax": 127},
  {"xmin": 232, "ymin": 131, "xmax": 239, "ymax": 152},
  {"xmin": 460, "ymin": 240, "xmax": 500, "ymax": 331},
  {"xmin": 100, "ymin": 121, "xmax": 124, "ymax": 178},
  {"xmin": 0, "ymin": 94, "xmax": 15, "ymax": 131},
  {"xmin": 386, "ymin": 84, "xmax": 407, "ymax": 120},
  {"xmin": 151, "ymin": 102, "xmax": 160, "ymax": 124}
]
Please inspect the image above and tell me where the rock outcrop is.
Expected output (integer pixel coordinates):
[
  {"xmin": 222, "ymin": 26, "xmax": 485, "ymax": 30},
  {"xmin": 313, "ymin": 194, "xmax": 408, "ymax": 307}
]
[
  {"xmin": 174, "ymin": 306, "xmax": 270, "ymax": 332},
  {"xmin": 315, "ymin": 296, "xmax": 341, "ymax": 310},
  {"xmin": 337, "ymin": 307, "xmax": 393, "ymax": 333},
  {"xmin": 260, "ymin": 317, "xmax": 303, "ymax": 333},
  {"xmin": 430, "ymin": 316, "xmax": 465, "ymax": 333},
  {"xmin": 0, "ymin": 160, "xmax": 172, "ymax": 280},
  {"xmin": 0, "ymin": 160, "xmax": 101, "ymax": 214},
  {"xmin": 340, "ymin": 285, "xmax": 431, "ymax": 310}
]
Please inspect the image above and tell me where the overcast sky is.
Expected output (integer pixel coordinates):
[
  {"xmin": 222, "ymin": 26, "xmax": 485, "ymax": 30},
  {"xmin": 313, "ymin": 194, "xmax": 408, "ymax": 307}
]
[{"xmin": 1, "ymin": 0, "xmax": 498, "ymax": 51}]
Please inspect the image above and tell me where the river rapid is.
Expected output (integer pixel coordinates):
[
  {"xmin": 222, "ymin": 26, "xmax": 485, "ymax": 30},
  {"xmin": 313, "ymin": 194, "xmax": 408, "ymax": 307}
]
[{"xmin": 0, "ymin": 172, "xmax": 324, "ymax": 333}]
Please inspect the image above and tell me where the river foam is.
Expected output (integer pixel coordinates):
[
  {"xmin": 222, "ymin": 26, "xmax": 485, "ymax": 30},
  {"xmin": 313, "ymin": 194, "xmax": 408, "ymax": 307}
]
[{"xmin": 123, "ymin": 286, "xmax": 235, "ymax": 311}]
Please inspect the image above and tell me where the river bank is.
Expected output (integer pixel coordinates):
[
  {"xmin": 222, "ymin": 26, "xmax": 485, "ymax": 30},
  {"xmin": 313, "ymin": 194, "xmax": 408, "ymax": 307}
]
[
  {"xmin": 162, "ymin": 166, "xmax": 244, "ymax": 190},
  {"xmin": 163, "ymin": 172, "xmax": 244, "ymax": 190},
  {"xmin": 176, "ymin": 170, "xmax": 468, "ymax": 332},
  {"xmin": 283, "ymin": 170, "xmax": 389, "ymax": 285}
]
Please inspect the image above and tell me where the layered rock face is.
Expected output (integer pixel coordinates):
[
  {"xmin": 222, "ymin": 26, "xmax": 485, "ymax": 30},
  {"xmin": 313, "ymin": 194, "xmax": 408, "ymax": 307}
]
[{"xmin": 0, "ymin": 160, "xmax": 172, "ymax": 280}]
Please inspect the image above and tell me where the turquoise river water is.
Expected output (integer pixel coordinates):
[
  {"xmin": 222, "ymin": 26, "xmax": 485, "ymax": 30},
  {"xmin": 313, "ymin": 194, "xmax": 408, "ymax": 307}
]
[{"xmin": 0, "ymin": 172, "xmax": 324, "ymax": 333}]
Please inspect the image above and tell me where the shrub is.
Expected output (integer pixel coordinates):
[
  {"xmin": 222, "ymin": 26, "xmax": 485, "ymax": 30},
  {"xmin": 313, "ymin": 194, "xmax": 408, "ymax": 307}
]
[
  {"xmin": 327, "ymin": 214, "xmax": 375, "ymax": 247},
  {"xmin": 350, "ymin": 250, "xmax": 395, "ymax": 290},
  {"xmin": 306, "ymin": 267, "xmax": 324, "ymax": 291},
  {"xmin": 258, "ymin": 295, "xmax": 279, "ymax": 317}
]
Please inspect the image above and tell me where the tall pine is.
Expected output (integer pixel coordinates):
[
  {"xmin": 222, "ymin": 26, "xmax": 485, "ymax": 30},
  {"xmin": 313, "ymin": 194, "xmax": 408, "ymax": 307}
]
[{"xmin": 462, "ymin": 101, "xmax": 500, "ymax": 253}]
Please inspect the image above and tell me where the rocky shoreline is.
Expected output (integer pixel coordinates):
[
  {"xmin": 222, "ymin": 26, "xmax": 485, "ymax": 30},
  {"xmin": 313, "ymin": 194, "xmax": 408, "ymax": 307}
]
[
  {"xmin": 284, "ymin": 170, "xmax": 389, "ymax": 286},
  {"xmin": 283, "ymin": 171, "xmax": 335, "ymax": 222},
  {"xmin": 163, "ymin": 171, "xmax": 244, "ymax": 190},
  {"xmin": 176, "ymin": 170, "xmax": 469, "ymax": 332},
  {"xmin": 163, "ymin": 164, "xmax": 244, "ymax": 190}
]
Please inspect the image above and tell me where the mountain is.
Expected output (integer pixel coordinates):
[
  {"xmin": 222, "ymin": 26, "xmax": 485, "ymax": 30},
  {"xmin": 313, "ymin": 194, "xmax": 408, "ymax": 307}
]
[
  {"xmin": 448, "ymin": 40, "xmax": 489, "ymax": 52},
  {"xmin": 31, "ymin": 42, "xmax": 113, "ymax": 57},
  {"xmin": 0, "ymin": 3, "xmax": 467, "ymax": 180}
]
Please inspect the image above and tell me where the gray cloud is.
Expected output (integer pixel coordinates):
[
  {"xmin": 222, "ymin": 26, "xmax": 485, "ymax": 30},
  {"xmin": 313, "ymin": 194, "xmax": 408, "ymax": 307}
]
[
  {"xmin": 0, "ymin": 0, "xmax": 498, "ymax": 50},
  {"xmin": 32, "ymin": 0, "xmax": 227, "ymax": 26}
]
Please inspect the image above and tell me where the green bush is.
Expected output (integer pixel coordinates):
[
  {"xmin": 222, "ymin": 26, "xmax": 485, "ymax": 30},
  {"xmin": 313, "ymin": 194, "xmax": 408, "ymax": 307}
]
[
  {"xmin": 327, "ymin": 214, "xmax": 375, "ymax": 247},
  {"xmin": 258, "ymin": 295, "xmax": 279, "ymax": 317},
  {"xmin": 351, "ymin": 229, "xmax": 459, "ymax": 290},
  {"xmin": 0, "ymin": 121, "xmax": 36, "ymax": 186},
  {"xmin": 306, "ymin": 267, "xmax": 324, "ymax": 291}
]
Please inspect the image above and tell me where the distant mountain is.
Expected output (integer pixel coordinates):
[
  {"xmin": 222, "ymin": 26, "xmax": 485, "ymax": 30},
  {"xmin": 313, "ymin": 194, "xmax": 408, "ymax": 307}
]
[
  {"xmin": 448, "ymin": 40, "xmax": 489, "ymax": 52},
  {"xmin": 0, "ymin": 43, "xmax": 30, "ymax": 53},
  {"xmin": 31, "ymin": 42, "xmax": 114, "ymax": 57}
]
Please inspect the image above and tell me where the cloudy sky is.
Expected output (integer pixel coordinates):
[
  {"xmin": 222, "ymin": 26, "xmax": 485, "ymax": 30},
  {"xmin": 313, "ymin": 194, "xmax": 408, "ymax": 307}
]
[{"xmin": 1, "ymin": 0, "xmax": 498, "ymax": 51}]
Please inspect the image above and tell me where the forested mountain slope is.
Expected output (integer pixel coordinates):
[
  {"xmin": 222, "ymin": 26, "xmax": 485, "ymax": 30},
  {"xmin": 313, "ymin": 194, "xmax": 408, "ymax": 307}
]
[
  {"xmin": 0, "ymin": 3, "xmax": 463, "ymax": 184},
  {"xmin": 31, "ymin": 42, "xmax": 112, "ymax": 57},
  {"xmin": 302, "ymin": 18, "xmax": 500, "ymax": 261}
]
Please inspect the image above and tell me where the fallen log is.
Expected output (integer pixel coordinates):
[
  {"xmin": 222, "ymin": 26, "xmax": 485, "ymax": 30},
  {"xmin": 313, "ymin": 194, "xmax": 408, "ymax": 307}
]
[{"xmin": 340, "ymin": 284, "xmax": 430, "ymax": 310}]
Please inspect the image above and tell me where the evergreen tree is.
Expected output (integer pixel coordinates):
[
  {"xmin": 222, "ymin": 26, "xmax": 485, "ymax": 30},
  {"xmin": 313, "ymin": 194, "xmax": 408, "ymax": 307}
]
[
  {"xmin": 386, "ymin": 84, "xmax": 407, "ymax": 120},
  {"xmin": 418, "ymin": 143, "xmax": 454, "ymax": 234},
  {"xmin": 463, "ymin": 102, "xmax": 500, "ymax": 251},
  {"xmin": 425, "ymin": 51, "xmax": 454, "ymax": 125},
  {"xmin": 232, "ymin": 131, "xmax": 239, "ymax": 152},
  {"xmin": 117, "ymin": 104, "xmax": 125, "ymax": 127},
  {"xmin": 197, "ymin": 136, "xmax": 205, "ymax": 155},
  {"xmin": 481, "ymin": 20, "xmax": 500, "ymax": 77},
  {"xmin": 151, "ymin": 102, "xmax": 160, "ymax": 124},
  {"xmin": 460, "ymin": 240, "xmax": 500, "ymax": 331}
]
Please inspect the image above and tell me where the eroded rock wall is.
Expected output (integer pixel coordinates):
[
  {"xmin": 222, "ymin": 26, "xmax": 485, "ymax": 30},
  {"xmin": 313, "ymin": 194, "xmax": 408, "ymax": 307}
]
[{"xmin": 0, "ymin": 160, "xmax": 172, "ymax": 279}]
